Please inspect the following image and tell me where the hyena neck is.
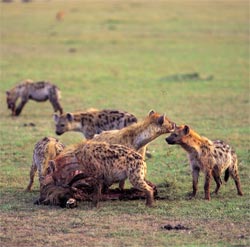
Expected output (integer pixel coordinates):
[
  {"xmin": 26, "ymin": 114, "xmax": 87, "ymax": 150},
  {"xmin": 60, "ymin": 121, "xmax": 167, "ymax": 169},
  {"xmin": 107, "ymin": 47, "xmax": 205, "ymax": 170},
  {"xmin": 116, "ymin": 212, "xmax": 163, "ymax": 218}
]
[
  {"xmin": 10, "ymin": 91, "xmax": 19, "ymax": 102},
  {"xmin": 79, "ymin": 114, "xmax": 97, "ymax": 138},
  {"xmin": 80, "ymin": 113, "xmax": 95, "ymax": 125},
  {"xmin": 133, "ymin": 124, "xmax": 161, "ymax": 150},
  {"xmin": 181, "ymin": 130, "xmax": 209, "ymax": 154},
  {"xmin": 17, "ymin": 82, "xmax": 31, "ymax": 96},
  {"xmin": 70, "ymin": 113, "xmax": 92, "ymax": 131},
  {"xmin": 71, "ymin": 119, "xmax": 86, "ymax": 132}
]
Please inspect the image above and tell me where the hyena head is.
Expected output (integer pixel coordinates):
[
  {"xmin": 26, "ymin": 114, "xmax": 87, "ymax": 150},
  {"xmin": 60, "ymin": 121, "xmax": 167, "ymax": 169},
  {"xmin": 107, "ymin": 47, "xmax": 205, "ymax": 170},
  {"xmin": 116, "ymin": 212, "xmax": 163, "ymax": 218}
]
[
  {"xmin": 6, "ymin": 90, "xmax": 17, "ymax": 114},
  {"xmin": 165, "ymin": 125, "xmax": 190, "ymax": 145},
  {"xmin": 54, "ymin": 113, "xmax": 77, "ymax": 135},
  {"xmin": 148, "ymin": 110, "xmax": 175, "ymax": 134}
]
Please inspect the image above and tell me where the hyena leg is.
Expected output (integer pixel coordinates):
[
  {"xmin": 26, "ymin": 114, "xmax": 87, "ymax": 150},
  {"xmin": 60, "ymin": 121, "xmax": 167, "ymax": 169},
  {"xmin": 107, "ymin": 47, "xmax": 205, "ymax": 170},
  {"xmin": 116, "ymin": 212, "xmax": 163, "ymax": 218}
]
[
  {"xmin": 229, "ymin": 167, "xmax": 243, "ymax": 196},
  {"xmin": 10, "ymin": 104, "xmax": 16, "ymax": 116},
  {"xmin": 92, "ymin": 180, "xmax": 103, "ymax": 208},
  {"xmin": 15, "ymin": 100, "xmax": 27, "ymax": 116},
  {"xmin": 204, "ymin": 170, "xmax": 212, "ymax": 200},
  {"xmin": 191, "ymin": 167, "xmax": 200, "ymax": 197},
  {"xmin": 25, "ymin": 161, "xmax": 37, "ymax": 191},
  {"xmin": 212, "ymin": 174, "xmax": 222, "ymax": 195},
  {"xmin": 212, "ymin": 166, "xmax": 222, "ymax": 194},
  {"xmin": 129, "ymin": 176, "xmax": 154, "ymax": 207},
  {"xmin": 48, "ymin": 95, "xmax": 63, "ymax": 114},
  {"xmin": 119, "ymin": 179, "xmax": 125, "ymax": 190}
]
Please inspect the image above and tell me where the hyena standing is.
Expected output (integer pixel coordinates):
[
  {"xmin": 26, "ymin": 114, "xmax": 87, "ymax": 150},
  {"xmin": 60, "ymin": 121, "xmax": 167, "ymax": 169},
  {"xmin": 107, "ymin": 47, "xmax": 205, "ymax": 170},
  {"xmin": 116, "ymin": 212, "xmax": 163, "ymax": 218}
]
[
  {"xmin": 42, "ymin": 141, "xmax": 155, "ymax": 207},
  {"xmin": 92, "ymin": 110, "xmax": 175, "ymax": 190},
  {"xmin": 165, "ymin": 125, "xmax": 243, "ymax": 200},
  {"xmin": 6, "ymin": 79, "xmax": 63, "ymax": 116},
  {"xmin": 53, "ymin": 109, "xmax": 137, "ymax": 139},
  {"xmin": 25, "ymin": 137, "xmax": 65, "ymax": 191}
]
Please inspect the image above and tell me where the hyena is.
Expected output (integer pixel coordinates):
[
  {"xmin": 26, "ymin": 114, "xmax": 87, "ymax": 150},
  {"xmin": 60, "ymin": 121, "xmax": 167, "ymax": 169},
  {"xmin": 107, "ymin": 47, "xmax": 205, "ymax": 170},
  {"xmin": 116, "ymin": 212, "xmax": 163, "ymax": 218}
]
[
  {"xmin": 6, "ymin": 79, "xmax": 63, "ymax": 116},
  {"xmin": 53, "ymin": 109, "xmax": 137, "ymax": 139},
  {"xmin": 93, "ymin": 109, "xmax": 175, "ymax": 159},
  {"xmin": 25, "ymin": 137, "xmax": 65, "ymax": 191},
  {"xmin": 93, "ymin": 110, "xmax": 174, "ymax": 190},
  {"xmin": 48, "ymin": 141, "xmax": 155, "ymax": 207},
  {"xmin": 165, "ymin": 125, "xmax": 243, "ymax": 200}
]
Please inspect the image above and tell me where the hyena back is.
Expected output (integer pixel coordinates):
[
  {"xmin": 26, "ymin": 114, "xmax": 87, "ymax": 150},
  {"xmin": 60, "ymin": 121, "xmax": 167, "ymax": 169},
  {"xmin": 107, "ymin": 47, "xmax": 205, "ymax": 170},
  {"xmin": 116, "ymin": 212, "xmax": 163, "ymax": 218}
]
[
  {"xmin": 165, "ymin": 125, "xmax": 243, "ymax": 200},
  {"xmin": 53, "ymin": 109, "xmax": 137, "ymax": 139},
  {"xmin": 25, "ymin": 137, "xmax": 65, "ymax": 191},
  {"xmin": 6, "ymin": 79, "xmax": 63, "ymax": 116}
]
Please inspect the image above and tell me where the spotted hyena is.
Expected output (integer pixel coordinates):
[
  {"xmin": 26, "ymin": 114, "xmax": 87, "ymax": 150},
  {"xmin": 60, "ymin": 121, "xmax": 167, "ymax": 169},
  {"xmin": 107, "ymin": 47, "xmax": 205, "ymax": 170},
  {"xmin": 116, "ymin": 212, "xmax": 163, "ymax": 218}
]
[
  {"xmin": 92, "ymin": 109, "xmax": 175, "ymax": 190},
  {"xmin": 48, "ymin": 141, "xmax": 155, "ymax": 207},
  {"xmin": 93, "ymin": 110, "xmax": 175, "ymax": 159},
  {"xmin": 165, "ymin": 125, "xmax": 243, "ymax": 200},
  {"xmin": 25, "ymin": 137, "xmax": 65, "ymax": 191},
  {"xmin": 6, "ymin": 79, "xmax": 63, "ymax": 116},
  {"xmin": 53, "ymin": 109, "xmax": 137, "ymax": 139}
]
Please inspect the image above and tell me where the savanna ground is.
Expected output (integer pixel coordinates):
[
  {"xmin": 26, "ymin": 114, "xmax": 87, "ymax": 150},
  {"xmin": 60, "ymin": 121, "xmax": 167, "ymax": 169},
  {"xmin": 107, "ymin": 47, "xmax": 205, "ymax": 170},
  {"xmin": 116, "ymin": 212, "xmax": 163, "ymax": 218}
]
[{"xmin": 0, "ymin": 0, "xmax": 249, "ymax": 246}]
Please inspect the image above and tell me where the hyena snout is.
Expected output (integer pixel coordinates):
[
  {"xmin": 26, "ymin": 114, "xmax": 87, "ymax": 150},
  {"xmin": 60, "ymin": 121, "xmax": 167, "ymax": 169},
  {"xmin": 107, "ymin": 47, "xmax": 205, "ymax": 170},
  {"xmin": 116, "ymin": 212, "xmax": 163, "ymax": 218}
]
[
  {"xmin": 55, "ymin": 130, "xmax": 63, "ymax": 135},
  {"xmin": 7, "ymin": 102, "xmax": 15, "ymax": 111},
  {"xmin": 165, "ymin": 136, "xmax": 176, "ymax": 145}
]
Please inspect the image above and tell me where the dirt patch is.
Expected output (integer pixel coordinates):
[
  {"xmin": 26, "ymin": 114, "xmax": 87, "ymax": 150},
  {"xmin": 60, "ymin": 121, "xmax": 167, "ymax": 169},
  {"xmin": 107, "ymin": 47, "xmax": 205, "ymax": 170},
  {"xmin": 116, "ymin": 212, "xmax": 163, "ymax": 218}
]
[
  {"xmin": 161, "ymin": 224, "xmax": 190, "ymax": 231},
  {"xmin": 1, "ymin": 209, "xmax": 249, "ymax": 247}
]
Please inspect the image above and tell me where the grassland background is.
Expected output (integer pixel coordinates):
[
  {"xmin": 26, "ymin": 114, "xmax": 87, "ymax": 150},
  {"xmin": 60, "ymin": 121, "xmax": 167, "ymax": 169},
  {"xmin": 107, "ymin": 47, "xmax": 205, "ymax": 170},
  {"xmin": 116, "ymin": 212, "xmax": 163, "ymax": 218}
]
[{"xmin": 0, "ymin": 0, "xmax": 249, "ymax": 246}]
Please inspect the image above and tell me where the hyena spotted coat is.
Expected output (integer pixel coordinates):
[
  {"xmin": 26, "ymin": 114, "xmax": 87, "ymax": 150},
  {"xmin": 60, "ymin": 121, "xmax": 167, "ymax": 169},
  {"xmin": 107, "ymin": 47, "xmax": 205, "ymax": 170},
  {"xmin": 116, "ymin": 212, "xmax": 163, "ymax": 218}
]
[
  {"xmin": 165, "ymin": 125, "xmax": 243, "ymax": 200},
  {"xmin": 48, "ymin": 141, "xmax": 155, "ymax": 207},
  {"xmin": 93, "ymin": 110, "xmax": 175, "ymax": 159},
  {"xmin": 25, "ymin": 137, "xmax": 65, "ymax": 191},
  {"xmin": 92, "ymin": 110, "xmax": 174, "ymax": 190},
  {"xmin": 53, "ymin": 109, "xmax": 137, "ymax": 139},
  {"xmin": 6, "ymin": 79, "xmax": 63, "ymax": 116}
]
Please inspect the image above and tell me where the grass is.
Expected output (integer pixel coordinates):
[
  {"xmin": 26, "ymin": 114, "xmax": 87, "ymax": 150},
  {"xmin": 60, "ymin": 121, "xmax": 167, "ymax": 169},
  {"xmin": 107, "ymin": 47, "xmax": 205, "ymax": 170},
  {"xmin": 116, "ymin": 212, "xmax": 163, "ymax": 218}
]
[{"xmin": 0, "ymin": 0, "xmax": 249, "ymax": 246}]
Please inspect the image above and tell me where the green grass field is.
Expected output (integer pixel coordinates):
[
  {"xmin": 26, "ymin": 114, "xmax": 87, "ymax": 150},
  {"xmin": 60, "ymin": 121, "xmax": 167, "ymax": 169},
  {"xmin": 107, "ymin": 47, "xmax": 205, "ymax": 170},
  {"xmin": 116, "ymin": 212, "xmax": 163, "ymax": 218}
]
[{"xmin": 0, "ymin": 1, "xmax": 249, "ymax": 246}]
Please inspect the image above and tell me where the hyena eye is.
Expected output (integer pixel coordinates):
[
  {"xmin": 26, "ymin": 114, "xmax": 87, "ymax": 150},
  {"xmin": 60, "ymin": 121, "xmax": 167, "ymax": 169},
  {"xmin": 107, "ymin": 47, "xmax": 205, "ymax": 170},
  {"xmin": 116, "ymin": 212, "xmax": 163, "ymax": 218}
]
[{"xmin": 60, "ymin": 124, "xmax": 65, "ymax": 127}]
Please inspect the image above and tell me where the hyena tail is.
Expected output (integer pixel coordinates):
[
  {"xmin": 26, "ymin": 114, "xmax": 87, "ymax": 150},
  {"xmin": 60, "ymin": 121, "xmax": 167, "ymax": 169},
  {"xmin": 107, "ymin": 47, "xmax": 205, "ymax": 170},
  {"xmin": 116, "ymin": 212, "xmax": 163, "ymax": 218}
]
[{"xmin": 224, "ymin": 168, "xmax": 230, "ymax": 182}]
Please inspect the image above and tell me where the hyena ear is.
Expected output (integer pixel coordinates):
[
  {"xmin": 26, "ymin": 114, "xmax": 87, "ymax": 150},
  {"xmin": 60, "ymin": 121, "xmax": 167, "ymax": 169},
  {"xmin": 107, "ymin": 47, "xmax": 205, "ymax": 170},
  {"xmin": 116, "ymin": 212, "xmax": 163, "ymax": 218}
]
[
  {"xmin": 158, "ymin": 114, "xmax": 165, "ymax": 125},
  {"xmin": 6, "ymin": 91, "xmax": 10, "ymax": 96},
  {"xmin": 148, "ymin": 110, "xmax": 155, "ymax": 116},
  {"xmin": 47, "ymin": 160, "xmax": 56, "ymax": 174},
  {"xmin": 53, "ymin": 114, "xmax": 59, "ymax": 123},
  {"xmin": 66, "ymin": 113, "xmax": 74, "ymax": 122},
  {"xmin": 183, "ymin": 125, "xmax": 190, "ymax": 135}
]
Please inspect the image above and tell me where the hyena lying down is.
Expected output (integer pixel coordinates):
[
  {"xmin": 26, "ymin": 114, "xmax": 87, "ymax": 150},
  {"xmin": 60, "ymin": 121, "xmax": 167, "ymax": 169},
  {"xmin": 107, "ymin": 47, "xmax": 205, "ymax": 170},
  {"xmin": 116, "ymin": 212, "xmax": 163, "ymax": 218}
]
[
  {"xmin": 25, "ymin": 137, "xmax": 65, "ymax": 191},
  {"xmin": 93, "ymin": 110, "xmax": 175, "ymax": 159},
  {"xmin": 38, "ymin": 141, "xmax": 155, "ymax": 207},
  {"xmin": 165, "ymin": 125, "xmax": 243, "ymax": 200},
  {"xmin": 6, "ymin": 79, "xmax": 63, "ymax": 116},
  {"xmin": 53, "ymin": 109, "xmax": 137, "ymax": 139}
]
